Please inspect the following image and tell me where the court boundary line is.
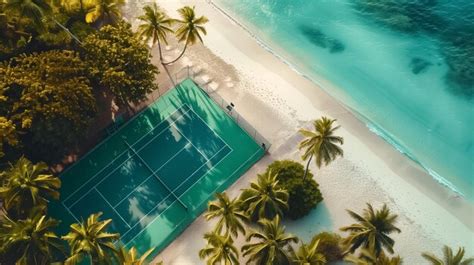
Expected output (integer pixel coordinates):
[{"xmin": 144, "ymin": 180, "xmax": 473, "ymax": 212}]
[
  {"xmin": 172, "ymin": 144, "xmax": 229, "ymax": 195},
  {"xmin": 113, "ymin": 142, "xmax": 192, "ymax": 208},
  {"xmin": 186, "ymin": 106, "xmax": 229, "ymax": 147},
  {"xmin": 59, "ymin": 82, "xmax": 185, "ymax": 176},
  {"xmin": 95, "ymin": 188, "xmax": 131, "ymax": 228},
  {"xmin": 62, "ymin": 202, "xmax": 80, "ymax": 223},
  {"xmin": 63, "ymin": 105, "xmax": 192, "ymax": 205},
  {"xmin": 123, "ymin": 140, "xmax": 188, "ymax": 210},
  {"xmin": 120, "ymin": 144, "xmax": 233, "ymax": 244},
  {"xmin": 172, "ymin": 123, "xmax": 211, "ymax": 161}
]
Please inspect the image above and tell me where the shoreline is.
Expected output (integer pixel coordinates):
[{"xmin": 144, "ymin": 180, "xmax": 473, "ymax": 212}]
[
  {"xmin": 125, "ymin": 1, "xmax": 473, "ymax": 263},
  {"xmin": 205, "ymin": 0, "xmax": 473, "ymax": 228},
  {"xmin": 208, "ymin": 0, "xmax": 468, "ymax": 198}
]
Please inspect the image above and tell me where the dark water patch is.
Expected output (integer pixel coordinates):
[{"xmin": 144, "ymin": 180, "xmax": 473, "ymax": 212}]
[
  {"xmin": 352, "ymin": 0, "xmax": 474, "ymax": 98},
  {"xmin": 299, "ymin": 25, "xmax": 345, "ymax": 54},
  {"xmin": 353, "ymin": 0, "xmax": 443, "ymax": 34},
  {"xmin": 410, "ymin": 57, "xmax": 432, "ymax": 74}
]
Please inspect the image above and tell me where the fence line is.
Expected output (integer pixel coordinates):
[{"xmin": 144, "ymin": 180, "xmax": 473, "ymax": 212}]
[{"xmin": 129, "ymin": 66, "xmax": 271, "ymax": 151}]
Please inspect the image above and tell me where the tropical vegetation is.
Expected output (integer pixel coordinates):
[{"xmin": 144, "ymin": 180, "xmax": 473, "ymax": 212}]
[
  {"xmin": 299, "ymin": 116, "xmax": 344, "ymax": 180},
  {"xmin": 239, "ymin": 170, "xmax": 289, "ymax": 221},
  {"xmin": 340, "ymin": 203, "xmax": 401, "ymax": 256},
  {"xmin": 266, "ymin": 160, "xmax": 323, "ymax": 219},
  {"xmin": 204, "ymin": 192, "xmax": 248, "ymax": 237},
  {"xmin": 422, "ymin": 245, "xmax": 474, "ymax": 265},
  {"xmin": 241, "ymin": 216, "xmax": 298, "ymax": 265},
  {"xmin": 291, "ymin": 238, "xmax": 326, "ymax": 265},
  {"xmin": 199, "ymin": 231, "xmax": 239, "ymax": 265},
  {"xmin": 311, "ymin": 231, "xmax": 345, "ymax": 262}
]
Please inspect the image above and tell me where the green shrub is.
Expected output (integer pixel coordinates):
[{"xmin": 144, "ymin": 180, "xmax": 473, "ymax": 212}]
[
  {"xmin": 313, "ymin": 232, "xmax": 345, "ymax": 262},
  {"xmin": 266, "ymin": 160, "xmax": 323, "ymax": 220}
]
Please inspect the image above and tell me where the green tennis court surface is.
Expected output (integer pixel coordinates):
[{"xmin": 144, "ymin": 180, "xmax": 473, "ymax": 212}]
[{"xmin": 49, "ymin": 79, "xmax": 264, "ymax": 256}]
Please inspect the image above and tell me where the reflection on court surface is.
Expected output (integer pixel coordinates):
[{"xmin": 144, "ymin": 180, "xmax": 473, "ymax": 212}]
[{"xmin": 50, "ymin": 79, "xmax": 264, "ymax": 257}]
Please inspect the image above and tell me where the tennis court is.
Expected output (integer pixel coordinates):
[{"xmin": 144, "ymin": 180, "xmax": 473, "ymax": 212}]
[{"xmin": 49, "ymin": 79, "xmax": 264, "ymax": 256}]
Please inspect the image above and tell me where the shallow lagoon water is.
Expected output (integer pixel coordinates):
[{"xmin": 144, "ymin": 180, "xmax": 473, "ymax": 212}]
[{"xmin": 217, "ymin": 0, "xmax": 474, "ymax": 199}]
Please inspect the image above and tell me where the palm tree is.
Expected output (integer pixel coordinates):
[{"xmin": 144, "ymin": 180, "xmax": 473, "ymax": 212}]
[
  {"xmin": 62, "ymin": 212, "xmax": 120, "ymax": 265},
  {"xmin": 137, "ymin": 3, "xmax": 175, "ymax": 62},
  {"xmin": 340, "ymin": 204, "xmax": 401, "ymax": 257},
  {"xmin": 241, "ymin": 216, "xmax": 298, "ymax": 265},
  {"xmin": 199, "ymin": 231, "xmax": 239, "ymax": 265},
  {"xmin": 4, "ymin": 0, "xmax": 51, "ymax": 29},
  {"xmin": 299, "ymin": 117, "xmax": 344, "ymax": 180},
  {"xmin": 116, "ymin": 246, "xmax": 155, "ymax": 265},
  {"xmin": 422, "ymin": 246, "xmax": 473, "ymax": 265},
  {"xmin": 204, "ymin": 192, "xmax": 248, "ymax": 237},
  {"xmin": 84, "ymin": 0, "xmax": 124, "ymax": 25},
  {"xmin": 0, "ymin": 157, "xmax": 61, "ymax": 218},
  {"xmin": 345, "ymin": 248, "xmax": 402, "ymax": 265},
  {"xmin": 239, "ymin": 170, "xmax": 289, "ymax": 221},
  {"xmin": 0, "ymin": 211, "xmax": 64, "ymax": 265},
  {"xmin": 162, "ymin": 6, "xmax": 208, "ymax": 65},
  {"xmin": 291, "ymin": 238, "xmax": 327, "ymax": 265}
]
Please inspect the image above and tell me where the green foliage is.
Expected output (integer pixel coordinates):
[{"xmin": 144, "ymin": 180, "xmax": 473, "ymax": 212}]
[
  {"xmin": 163, "ymin": 6, "xmax": 209, "ymax": 65},
  {"xmin": 0, "ymin": 211, "xmax": 64, "ymax": 265},
  {"xmin": 199, "ymin": 231, "xmax": 239, "ymax": 265},
  {"xmin": 0, "ymin": 157, "xmax": 61, "ymax": 218},
  {"xmin": 84, "ymin": 0, "xmax": 124, "ymax": 25},
  {"xmin": 312, "ymin": 232, "xmax": 345, "ymax": 262},
  {"xmin": 82, "ymin": 21, "xmax": 159, "ymax": 106},
  {"xmin": 239, "ymin": 170, "xmax": 289, "ymax": 222},
  {"xmin": 291, "ymin": 238, "xmax": 326, "ymax": 265},
  {"xmin": 340, "ymin": 204, "xmax": 401, "ymax": 256},
  {"xmin": 204, "ymin": 192, "xmax": 248, "ymax": 237},
  {"xmin": 0, "ymin": 116, "xmax": 18, "ymax": 157},
  {"xmin": 299, "ymin": 116, "xmax": 343, "ymax": 179},
  {"xmin": 62, "ymin": 212, "xmax": 120, "ymax": 265},
  {"xmin": 241, "ymin": 216, "xmax": 298, "ymax": 265},
  {"xmin": 116, "ymin": 246, "xmax": 155, "ymax": 265},
  {"xmin": 0, "ymin": 50, "xmax": 97, "ymax": 161},
  {"xmin": 422, "ymin": 245, "xmax": 474, "ymax": 265},
  {"xmin": 137, "ymin": 3, "xmax": 175, "ymax": 61},
  {"xmin": 266, "ymin": 160, "xmax": 323, "ymax": 220}
]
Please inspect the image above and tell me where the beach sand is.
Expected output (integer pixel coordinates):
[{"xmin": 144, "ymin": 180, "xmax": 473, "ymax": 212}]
[{"xmin": 123, "ymin": 1, "xmax": 474, "ymax": 264}]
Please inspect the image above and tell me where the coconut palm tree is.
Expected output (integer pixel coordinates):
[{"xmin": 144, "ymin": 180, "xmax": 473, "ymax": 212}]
[
  {"xmin": 0, "ymin": 211, "xmax": 64, "ymax": 265},
  {"xmin": 162, "ymin": 6, "xmax": 208, "ymax": 65},
  {"xmin": 239, "ymin": 170, "xmax": 289, "ymax": 221},
  {"xmin": 204, "ymin": 192, "xmax": 248, "ymax": 237},
  {"xmin": 62, "ymin": 212, "xmax": 120, "ymax": 265},
  {"xmin": 199, "ymin": 231, "xmax": 239, "ymax": 265},
  {"xmin": 340, "ymin": 203, "xmax": 401, "ymax": 257},
  {"xmin": 291, "ymin": 238, "xmax": 326, "ymax": 265},
  {"xmin": 137, "ymin": 3, "xmax": 175, "ymax": 62},
  {"xmin": 345, "ymin": 248, "xmax": 402, "ymax": 265},
  {"xmin": 241, "ymin": 216, "xmax": 298, "ymax": 265},
  {"xmin": 0, "ymin": 157, "xmax": 61, "ymax": 218},
  {"xmin": 422, "ymin": 246, "xmax": 473, "ymax": 265},
  {"xmin": 299, "ymin": 117, "xmax": 344, "ymax": 180},
  {"xmin": 84, "ymin": 0, "xmax": 124, "ymax": 25},
  {"xmin": 116, "ymin": 246, "xmax": 155, "ymax": 265}
]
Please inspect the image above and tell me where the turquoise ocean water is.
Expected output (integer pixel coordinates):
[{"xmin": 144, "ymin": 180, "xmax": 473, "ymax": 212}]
[{"xmin": 216, "ymin": 0, "xmax": 474, "ymax": 199}]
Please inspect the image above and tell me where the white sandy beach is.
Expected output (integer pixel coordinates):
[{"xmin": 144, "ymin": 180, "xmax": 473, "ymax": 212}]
[{"xmin": 122, "ymin": 1, "xmax": 474, "ymax": 264}]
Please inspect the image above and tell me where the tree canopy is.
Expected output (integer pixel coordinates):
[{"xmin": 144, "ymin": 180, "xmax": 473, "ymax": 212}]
[
  {"xmin": 0, "ymin": 50, "xmax": 97, "ymax": 161},
  {"xmin": 82, "ymin": 21, "xmax": 159, "ymax": 106}
]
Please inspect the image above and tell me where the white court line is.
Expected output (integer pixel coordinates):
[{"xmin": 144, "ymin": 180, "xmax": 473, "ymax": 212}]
[
  {"xmin": 113, "ymin": 142, "xmax": 192, "ymax": 208},
  {"xmin": 121, "ymin": 145, "xmax": 234, "ymax": 245},
  {"xmin": 176, "ymin": 146, "xmax": 234, "ymax": 199},
  {"xmin": 172, "ymin": 144, "xmax": 227, "ymax": 194},
  {"xmin": 208, "ymin": 147, "xmax": 263, "ymax": 197},
  {"xmin": 64, "ymin": 106, "xmax": 192, "ymax": 205},
  {"xmin": 186, "ymin": 107, "xmax": 230, "ymax": 148},
  {"xmin": 62, "ymin": 202, "xmax": 80, "ymax": 223},
  {"xmin": 95, "ymin": 188, "xmax": 131, "ymax": 229},
  {"xmin": 171, "ymin": 123, "xmax": 210, "ymax": 161}
]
